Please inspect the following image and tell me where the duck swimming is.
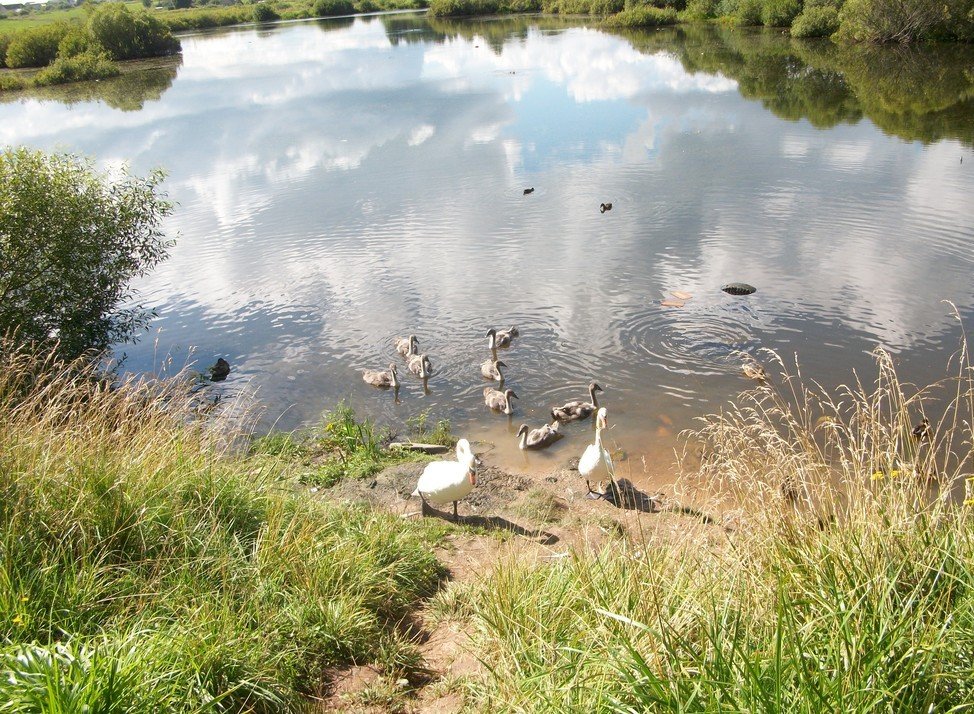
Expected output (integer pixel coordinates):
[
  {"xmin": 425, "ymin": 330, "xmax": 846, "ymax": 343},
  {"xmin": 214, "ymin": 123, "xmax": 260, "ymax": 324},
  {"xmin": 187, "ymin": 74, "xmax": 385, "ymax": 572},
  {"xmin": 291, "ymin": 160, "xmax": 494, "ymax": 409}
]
[
  {"xmin": 412, "ymin": 439, "xmax": 478, "ymax": 520},
  {"xmin": 516, "ymin": 421, "xmax": 562, "ymax": 450},
  {"xmin": 551, "ymin": 382, "xmax": 603, "ymax": 422},
  {"xmin": 484, "ymin": 387, "xmax": 518, "ymax": 415},
  {"xmin": 362, "ymin": 363, "xmax": 398, "ymax": 388}
]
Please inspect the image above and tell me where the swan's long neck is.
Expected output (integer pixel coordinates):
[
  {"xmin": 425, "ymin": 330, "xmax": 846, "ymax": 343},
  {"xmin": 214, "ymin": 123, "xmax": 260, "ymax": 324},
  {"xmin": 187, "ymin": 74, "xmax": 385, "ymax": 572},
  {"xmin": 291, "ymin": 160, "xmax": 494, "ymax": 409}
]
[
  {"xmin": 390, "ymin": 369, "xmax": 399, "ymax": 389},
  {"xmin": 518, "ymin": 430, "xmax": 527, "ymax": 450},
  {"xmin": 408, "ymin": 336, "xmax": 417, "ymax": 356},
  {"xmin": 504, "ymin": 394, "xmax": 513, "ymax": 414},
  {"xmin": 590, "ymin": 386, "xmax": 600, "ymax": 408},
  {"xmin": 495, "ymin": 362, "xmax": 504, "ymax": 382},
  {"xmin": 488, "ymin": 333, "xmax": 496, "ymax": 350},
  {"xmin": 594, "ymin": 425, "xmax": 603, "ymax": 450}
]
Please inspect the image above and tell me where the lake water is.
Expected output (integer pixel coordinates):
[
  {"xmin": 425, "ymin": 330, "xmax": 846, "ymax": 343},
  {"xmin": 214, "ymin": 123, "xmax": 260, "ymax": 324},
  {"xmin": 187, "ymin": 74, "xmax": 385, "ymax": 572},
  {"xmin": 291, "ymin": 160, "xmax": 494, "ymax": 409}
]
[{"xmin": 2, "ymin": 16, "xmax": 973, "ymax": 483}]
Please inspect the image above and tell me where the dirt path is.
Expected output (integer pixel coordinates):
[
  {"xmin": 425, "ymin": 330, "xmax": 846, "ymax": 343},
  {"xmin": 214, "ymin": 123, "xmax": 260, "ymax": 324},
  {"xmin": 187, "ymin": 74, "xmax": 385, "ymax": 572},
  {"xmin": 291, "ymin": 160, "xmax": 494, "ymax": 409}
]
[{"xmin": 316, "ymin": 449, "xmax": 722, "ymax": 712}]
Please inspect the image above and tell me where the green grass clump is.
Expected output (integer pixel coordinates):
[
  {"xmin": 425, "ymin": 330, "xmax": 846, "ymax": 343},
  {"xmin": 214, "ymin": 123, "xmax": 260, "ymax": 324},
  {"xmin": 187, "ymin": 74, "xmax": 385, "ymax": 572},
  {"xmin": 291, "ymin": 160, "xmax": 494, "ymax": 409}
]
[
  {"xmin": 514, "ymin": 488, "xmax": 568, "ymax": 524},
  {"xmin": 0, "ymin": 344, "xmax": 448, "ymax": 709},
  {"xmin": 603, "ymin": 5, "xmax": 678, "ymax": 26},
  {"xmin": 251, "ymin": 404, "xmax": 456, "ymax": 487},
  {"xmin": 462, "ymin": 344, "xmax": 974, "ymax": 711}
]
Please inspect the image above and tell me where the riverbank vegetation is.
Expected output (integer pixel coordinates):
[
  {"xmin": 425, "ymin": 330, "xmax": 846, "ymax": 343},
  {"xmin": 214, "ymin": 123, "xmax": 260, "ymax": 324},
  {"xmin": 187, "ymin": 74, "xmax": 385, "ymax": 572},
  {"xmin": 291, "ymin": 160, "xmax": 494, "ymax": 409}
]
[
  {"xmin": 0, "ymin": 344, "xmax": 452, "ymax": 709},
  {"xmin": 426, "ymin": 0, "xmax": 974, "ymax": 43},
  {"xmin": 441, "ymin": 346, "xmax": 974, "ymax": 710},
  {"xmin": 4, "ymin": 328, "xmax": 974, "ymax": 709},
  {"xmin": 0, "ymin": 3, "xmax": 178, "ymax": 89}
]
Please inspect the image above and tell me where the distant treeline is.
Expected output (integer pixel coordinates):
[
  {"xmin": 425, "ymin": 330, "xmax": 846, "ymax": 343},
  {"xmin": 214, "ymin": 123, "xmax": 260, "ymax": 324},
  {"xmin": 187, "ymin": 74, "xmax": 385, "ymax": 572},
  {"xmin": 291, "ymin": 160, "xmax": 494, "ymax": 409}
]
[
  {"xmin": 404, "ymin": 14, "xmax": 974, "ymax": 146},
  {"xmin": 428, "ymin": 0, "xmax": 974, "ymax": 43}
]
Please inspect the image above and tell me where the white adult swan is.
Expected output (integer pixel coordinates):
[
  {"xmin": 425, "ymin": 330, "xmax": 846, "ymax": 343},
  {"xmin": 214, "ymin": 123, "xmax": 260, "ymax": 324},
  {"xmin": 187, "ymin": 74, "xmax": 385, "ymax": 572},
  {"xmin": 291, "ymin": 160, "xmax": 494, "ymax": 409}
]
[
  {"xmin": 579, "ymin": 408, "xmax": 613, "ymax": 491},
  {"xmin": 412, "ymin": 439, "xmax": 478, "ymax": 520}
]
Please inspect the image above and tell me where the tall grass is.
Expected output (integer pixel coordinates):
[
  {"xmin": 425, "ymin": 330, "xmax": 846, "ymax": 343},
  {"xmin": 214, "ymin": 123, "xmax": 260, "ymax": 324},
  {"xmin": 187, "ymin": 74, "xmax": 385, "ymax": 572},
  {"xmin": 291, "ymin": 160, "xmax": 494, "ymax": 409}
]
[
  {"xmin": 0, "ymin": 343, "xmax": 447, "ymax": 710},
  {"xmin": 461, "ymin": 327, "xmax": 974, "ymax": 711}
]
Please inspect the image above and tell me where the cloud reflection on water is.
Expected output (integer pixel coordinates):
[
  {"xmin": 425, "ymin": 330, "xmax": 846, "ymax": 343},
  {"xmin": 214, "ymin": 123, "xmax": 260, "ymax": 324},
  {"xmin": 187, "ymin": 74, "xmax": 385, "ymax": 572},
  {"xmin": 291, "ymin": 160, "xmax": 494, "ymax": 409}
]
[{"xmin": 0, "ymin": 17, "xmax": 972, "ymax": 445}]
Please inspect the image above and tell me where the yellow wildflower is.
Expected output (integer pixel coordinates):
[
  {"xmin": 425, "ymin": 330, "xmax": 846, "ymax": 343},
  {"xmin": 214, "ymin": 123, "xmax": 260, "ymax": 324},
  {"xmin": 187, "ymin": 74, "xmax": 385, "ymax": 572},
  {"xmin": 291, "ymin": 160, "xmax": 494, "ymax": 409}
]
[
  {"xmin": 889, "ymin": 470, "xmax": 901, "ymax": 478},
  {"xmin": 871, "ymin": 471, "xmax": 885, "ymax": 481},
  {"xmin": 965, "ymin": 498, "xmax": 974, "ymax": 507},
  {"xmin": 19, "ymin": 595, "xmax": 28, "ymax": 603},
  {"xmin": 12, "ymin": 615, "xmax": 23, "ymax": 626}
]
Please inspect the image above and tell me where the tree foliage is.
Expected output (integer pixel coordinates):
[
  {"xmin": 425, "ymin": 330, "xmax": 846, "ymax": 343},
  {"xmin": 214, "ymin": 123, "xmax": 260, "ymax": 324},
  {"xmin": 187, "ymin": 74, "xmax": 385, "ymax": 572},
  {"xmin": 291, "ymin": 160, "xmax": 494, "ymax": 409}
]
[{"xmin": 0, "ymin": 148, "xmax": 174, "ymax": 359}]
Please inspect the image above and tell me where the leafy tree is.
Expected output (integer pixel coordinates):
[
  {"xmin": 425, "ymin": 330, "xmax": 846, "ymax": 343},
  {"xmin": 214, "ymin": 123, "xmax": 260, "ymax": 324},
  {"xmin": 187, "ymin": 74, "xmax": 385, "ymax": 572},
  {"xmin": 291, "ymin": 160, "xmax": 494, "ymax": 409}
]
[{"xmin": 0, "ymin": 148, "xmax": 174, "ymax": 359}]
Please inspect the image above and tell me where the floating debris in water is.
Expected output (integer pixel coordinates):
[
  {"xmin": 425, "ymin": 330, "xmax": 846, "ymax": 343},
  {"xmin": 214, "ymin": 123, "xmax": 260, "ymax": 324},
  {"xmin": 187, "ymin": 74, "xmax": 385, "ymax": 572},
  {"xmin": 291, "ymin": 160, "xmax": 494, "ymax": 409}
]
[
  {"xmin": 661, "ymin": 300, "xmax": 685, "ymax": 308},
  {"xmin": 600, "ymin": 202, "xmax": 613, "ymax": 213},
  {"xmin": 671, "ymin": 290, "xmax": 692, "ymax": 300},
  {"xmin": 722, "ymin": 282, "xmax": 756, "ymax": 296},
  {"xmin": 523, "ymin": 187, "xmax": 535, "ymax": 195}
]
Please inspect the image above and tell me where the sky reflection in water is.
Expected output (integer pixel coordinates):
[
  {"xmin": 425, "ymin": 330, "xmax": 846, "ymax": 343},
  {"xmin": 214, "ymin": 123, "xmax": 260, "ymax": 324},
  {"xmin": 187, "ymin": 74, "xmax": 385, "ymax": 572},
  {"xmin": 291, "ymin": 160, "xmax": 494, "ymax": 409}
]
[{"xmin": 2, "ymin": 16, "xmax": 973, "ymax": 478}]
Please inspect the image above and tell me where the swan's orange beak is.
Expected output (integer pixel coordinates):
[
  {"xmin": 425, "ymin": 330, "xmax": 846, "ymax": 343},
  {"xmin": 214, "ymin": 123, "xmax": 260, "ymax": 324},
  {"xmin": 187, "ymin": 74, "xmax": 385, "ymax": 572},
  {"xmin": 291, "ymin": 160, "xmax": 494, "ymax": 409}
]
[{"xmin": 469, "ymin": 470, "xmax": 477, "ymax": 487}]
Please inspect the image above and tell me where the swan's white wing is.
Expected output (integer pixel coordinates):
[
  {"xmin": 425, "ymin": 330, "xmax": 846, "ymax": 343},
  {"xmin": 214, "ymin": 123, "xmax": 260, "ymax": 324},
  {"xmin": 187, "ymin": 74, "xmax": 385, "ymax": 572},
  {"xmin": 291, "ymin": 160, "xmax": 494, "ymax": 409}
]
[
  {"xmin": 413, "ymin": 460, "xmax": 473, "ymax": 504},
  {"xmin": 578, "ymin": 443, "xmax": 601, "ymax": 477}
]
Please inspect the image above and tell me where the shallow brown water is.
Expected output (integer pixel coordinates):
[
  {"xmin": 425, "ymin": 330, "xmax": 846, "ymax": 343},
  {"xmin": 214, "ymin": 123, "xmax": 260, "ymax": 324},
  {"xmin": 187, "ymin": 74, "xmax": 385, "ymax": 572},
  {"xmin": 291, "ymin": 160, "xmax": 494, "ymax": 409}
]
[{"xmin": 2, "ymin": 17, "xmax": 974, "ymax": 481}]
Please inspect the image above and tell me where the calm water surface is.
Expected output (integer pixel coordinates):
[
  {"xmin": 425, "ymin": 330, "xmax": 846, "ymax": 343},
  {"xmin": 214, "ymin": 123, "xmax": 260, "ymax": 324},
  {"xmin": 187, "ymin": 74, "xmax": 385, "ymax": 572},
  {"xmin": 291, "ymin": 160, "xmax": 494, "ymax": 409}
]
[{"xmin": 3, "ymin": 17, "xmax": 974, "ymax": 480}]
